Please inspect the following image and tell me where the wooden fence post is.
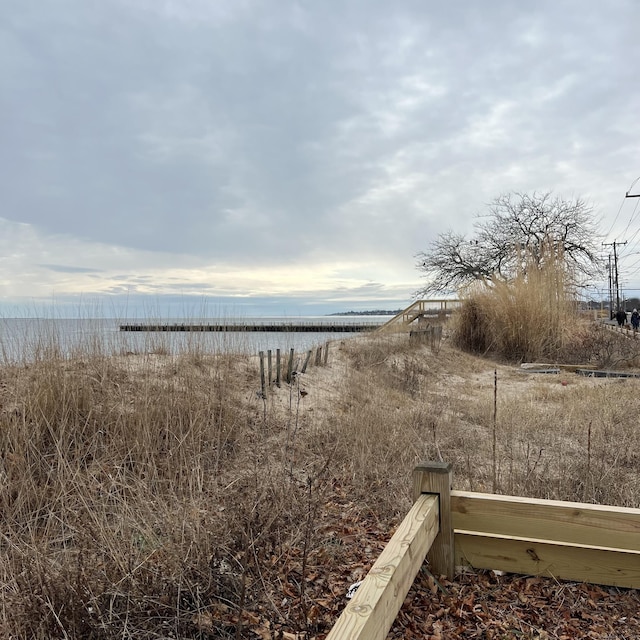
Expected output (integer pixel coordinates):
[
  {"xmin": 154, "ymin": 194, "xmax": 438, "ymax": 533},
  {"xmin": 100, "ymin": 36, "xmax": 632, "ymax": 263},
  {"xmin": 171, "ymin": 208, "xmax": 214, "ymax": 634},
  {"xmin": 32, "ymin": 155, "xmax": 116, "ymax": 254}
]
[
  {"xmin": 259, "ymin": 351, "xmax": 266, "ymax": 399},
  {"xmin": 276, "ymin": 349, "xmax": 281, "ymax": 387},
  {"xmin": 412, "ymin": 461, "xmax": 454, "ymax": 579},
  {"xmin": 301, "ymin": 349, "xmax": 312, "ymax": 373},
  {"xmin": 315, "ymin": 346, "xmax": 322, "ymax": 366},
  {"xmin": 267, "ymin": 349, "xmax": 272, "ymax": 387},
  {"xmin": 287, "ymin": 348, "xmax": 295, "ymax": 383},
  {"xmin": 323, "ymin": 341, "xmax": 329, "ymax": 365}
]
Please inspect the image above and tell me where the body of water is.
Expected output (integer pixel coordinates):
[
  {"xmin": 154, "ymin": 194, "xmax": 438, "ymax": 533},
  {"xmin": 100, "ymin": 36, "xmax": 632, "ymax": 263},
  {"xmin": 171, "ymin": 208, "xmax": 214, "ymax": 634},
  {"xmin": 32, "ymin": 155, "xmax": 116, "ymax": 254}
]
[{"xmin": 0, "ymin": 316, "xmax": 390, "ymax": 362}]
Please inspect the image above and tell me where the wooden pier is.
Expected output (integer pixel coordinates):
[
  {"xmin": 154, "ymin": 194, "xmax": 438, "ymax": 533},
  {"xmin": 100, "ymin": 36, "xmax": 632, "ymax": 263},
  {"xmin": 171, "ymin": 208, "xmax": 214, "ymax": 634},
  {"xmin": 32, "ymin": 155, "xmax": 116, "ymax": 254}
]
[{"xmin": 119, "ymin": 322, "xmax": 379, "ymax": 333}]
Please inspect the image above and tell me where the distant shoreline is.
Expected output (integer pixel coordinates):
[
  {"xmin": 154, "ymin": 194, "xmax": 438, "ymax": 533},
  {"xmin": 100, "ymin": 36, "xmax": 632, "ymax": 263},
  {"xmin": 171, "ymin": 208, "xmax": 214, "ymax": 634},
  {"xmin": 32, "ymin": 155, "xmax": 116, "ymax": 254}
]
[{"xmin": 328, "ymin": 309, "xmax": 401, "ymax": 316}]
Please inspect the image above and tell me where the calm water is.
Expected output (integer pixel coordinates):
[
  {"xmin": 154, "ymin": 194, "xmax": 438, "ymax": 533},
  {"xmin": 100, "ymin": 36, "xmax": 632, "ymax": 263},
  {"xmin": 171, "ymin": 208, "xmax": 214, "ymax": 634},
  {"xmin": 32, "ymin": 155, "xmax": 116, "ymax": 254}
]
[{"xmin": 0, "ymin": 316, "xmax": 388, "ymax": 362}]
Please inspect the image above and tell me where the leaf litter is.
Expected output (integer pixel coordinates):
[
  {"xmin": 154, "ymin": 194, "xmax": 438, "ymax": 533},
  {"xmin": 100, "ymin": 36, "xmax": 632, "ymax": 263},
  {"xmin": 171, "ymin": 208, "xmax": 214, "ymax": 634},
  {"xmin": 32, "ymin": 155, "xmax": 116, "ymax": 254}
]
[{"xmin": 202, "ymin": 476, "xmax": 640, "ymax": 638}]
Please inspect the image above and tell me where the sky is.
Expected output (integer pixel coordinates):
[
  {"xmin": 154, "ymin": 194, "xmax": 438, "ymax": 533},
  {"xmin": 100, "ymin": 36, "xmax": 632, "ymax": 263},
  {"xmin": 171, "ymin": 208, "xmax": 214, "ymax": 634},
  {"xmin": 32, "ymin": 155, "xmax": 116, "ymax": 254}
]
[{"xmin": 2, "ymin": 0, "xmax": 640, "ymax": 317}]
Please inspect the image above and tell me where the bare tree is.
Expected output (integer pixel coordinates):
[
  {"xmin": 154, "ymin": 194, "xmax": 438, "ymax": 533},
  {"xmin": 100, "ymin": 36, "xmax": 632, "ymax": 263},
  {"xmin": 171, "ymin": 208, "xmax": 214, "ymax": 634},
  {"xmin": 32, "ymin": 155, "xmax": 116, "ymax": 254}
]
[{"xmin": 415, "ymin": 192, "xmax": 603, "ymax": 296}]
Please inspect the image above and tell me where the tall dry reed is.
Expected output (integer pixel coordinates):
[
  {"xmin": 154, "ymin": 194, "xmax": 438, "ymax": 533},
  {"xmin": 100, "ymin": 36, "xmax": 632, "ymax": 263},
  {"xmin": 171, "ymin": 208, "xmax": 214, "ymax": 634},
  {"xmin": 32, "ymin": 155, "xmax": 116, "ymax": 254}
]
[{"xmin": 451, "ymin": 242, "xmax": 577, "ymax": 362}]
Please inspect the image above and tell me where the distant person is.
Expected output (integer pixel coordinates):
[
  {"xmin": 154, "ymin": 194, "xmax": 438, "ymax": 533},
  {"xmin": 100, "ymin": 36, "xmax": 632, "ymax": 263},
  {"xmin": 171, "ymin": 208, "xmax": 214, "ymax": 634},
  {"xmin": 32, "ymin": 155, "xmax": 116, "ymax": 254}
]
[
  {"xmin": 615, "ymin": 309, "xmax": 627, "ymax": 327},
  {"xmin": 632, "ymin": 309, "xmax": 640, "ymax": 332}
]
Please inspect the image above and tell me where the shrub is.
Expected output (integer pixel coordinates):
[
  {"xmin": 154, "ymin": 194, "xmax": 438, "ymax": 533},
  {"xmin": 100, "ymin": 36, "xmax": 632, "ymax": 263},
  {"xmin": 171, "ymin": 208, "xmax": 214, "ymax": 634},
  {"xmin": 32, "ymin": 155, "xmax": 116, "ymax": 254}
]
[{"xmin": 451, "ymin": 242, "xmax": 576, "ymax": 362}]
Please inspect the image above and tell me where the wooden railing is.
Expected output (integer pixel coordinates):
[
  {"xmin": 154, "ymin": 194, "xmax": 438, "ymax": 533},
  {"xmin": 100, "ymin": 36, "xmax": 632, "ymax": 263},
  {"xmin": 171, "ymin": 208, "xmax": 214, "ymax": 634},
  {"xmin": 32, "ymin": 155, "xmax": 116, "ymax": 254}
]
[
  {"xmin": 452, "ymin": 490, "xmax": 640, "ymax": 588},
  {"xmin": 326, "ymin": 461, "xmax": 640, "ymax": 639},
  {"xmin": 378, "ymin": 300, "xmax": 460, "ymax": 332},
  {"xmin": 326, "ymin": 462, "xmax": 449, "ymax": 640}
]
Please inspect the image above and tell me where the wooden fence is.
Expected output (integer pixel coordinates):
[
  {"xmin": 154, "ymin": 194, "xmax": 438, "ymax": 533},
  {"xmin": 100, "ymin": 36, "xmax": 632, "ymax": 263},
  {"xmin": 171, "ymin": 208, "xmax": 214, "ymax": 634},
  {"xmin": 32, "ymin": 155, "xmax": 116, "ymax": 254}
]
[
  {"xmin": 409, "ymin": 324, "xmax": 443, "ymax": 352},
  {"xmin": 327, "ymin": 461, "xmax": 640, "ymax": 639},
  {"xmin": 258, "ymin": 342, "xmax": 330, "ymax": 397}
]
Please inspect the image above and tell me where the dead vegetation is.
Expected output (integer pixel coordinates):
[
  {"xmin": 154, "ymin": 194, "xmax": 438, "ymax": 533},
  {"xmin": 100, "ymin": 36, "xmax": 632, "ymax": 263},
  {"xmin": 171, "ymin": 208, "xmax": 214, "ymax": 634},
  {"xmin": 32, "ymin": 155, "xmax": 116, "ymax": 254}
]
[{"xmin": 0, "ymin": 316, "xmax": 639, "ymax": 638}]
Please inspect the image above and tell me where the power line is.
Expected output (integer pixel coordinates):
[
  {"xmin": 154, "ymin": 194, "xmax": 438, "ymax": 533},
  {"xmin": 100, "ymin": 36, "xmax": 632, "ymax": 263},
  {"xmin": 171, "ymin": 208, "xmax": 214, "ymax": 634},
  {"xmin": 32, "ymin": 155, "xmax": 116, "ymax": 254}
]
[
  {"xmin": 605, "ymin": 176, "xmax": 640, "ymax": 240},
  {"xmin": 621, "ymin": 198, "xmax": 640, "ymax": 241},
  {"xmin": 625, "ymin": 175, "xmax": 640, "ymax": 198},
  {"xmin": 604, "ymin": 194, "xmax": 630, "ymax": 238}
]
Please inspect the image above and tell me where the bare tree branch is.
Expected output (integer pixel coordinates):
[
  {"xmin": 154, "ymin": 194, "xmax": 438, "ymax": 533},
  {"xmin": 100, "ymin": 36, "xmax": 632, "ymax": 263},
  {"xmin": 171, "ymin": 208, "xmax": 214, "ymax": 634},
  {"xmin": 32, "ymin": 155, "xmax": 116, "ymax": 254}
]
[{"xmin": 415, "ymin": 192, "xmax": 603, "ymax": 297}]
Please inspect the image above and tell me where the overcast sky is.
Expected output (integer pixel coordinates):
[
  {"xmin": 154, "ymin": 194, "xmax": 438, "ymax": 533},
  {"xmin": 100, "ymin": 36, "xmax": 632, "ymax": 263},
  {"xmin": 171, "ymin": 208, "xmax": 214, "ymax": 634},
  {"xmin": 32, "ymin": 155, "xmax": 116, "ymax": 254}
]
[{"xmin": 2, "ymin": 0, "xmax": 639, "ymax": 317}]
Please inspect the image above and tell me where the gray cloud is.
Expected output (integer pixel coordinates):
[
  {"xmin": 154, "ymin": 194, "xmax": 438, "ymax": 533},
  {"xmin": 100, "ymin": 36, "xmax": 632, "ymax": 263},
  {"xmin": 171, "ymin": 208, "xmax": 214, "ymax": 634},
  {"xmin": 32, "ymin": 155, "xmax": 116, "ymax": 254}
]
[
  {"xmin": 38, "ymin": 264, "xmax": 102, "ymax": 273},
  {"xmin": 1, "ymin": 0, "xmax": 640, "ymax": 311}
]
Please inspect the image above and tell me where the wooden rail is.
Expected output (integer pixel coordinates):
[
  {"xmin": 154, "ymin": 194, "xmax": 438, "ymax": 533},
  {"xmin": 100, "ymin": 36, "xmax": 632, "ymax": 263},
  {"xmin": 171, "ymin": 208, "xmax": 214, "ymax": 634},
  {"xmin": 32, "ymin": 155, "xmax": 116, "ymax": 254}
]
[
  {"xmin": 325, "ymin": 494, "xmax": 440, "ymax": 640},
  {"xmin": 603, "ymin": 321, "xmax": 640, "ymax": 339},
  {"xmin": 327, "ymin": 461, "xmax": 640, "ymax": 638},
  {"xmin": 378, "ymin": 299, "xmax": 460, "ymax": 332},
  {"xmin": 326, "ymin": 463, "xmax": 449, "ymax": 640},
  {"xmin": 452, "ymin": 491, "xmax": 640, "ymax": 588}
]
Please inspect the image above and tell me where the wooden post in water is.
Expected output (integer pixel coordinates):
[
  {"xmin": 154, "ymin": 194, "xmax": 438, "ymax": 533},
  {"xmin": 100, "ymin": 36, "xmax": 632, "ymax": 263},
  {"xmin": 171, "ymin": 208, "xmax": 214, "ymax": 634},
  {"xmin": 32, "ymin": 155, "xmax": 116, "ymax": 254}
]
[
  {"xmin": 301, "ymin": 349, "xmax": 312, "ymax": 373},
  {"xmin": 267, "ymin": 350, "xmax": 273, "ymax": 387},
  {"xmin": 276, "ymin": 349, "xmax": 281, "ymax": 387},
  {"xmin": 412, "ymin": 461, "xmax": 454, "ymax": 579},
  {"xmin": 259, "ymin": 351, "xmax": 266, "ymax": 399}
]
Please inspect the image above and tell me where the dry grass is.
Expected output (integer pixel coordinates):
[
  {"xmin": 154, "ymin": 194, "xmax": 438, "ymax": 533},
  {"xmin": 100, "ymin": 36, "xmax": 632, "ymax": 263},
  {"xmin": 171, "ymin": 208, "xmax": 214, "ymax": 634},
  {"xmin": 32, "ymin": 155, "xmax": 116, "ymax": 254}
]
[
  {"xmin": 450, "ymin": 246, "xmax": 576, "ymax": 362},
  {"xmin": 1, "ymin": 320, "xmax": 640, "ymax": 637}
]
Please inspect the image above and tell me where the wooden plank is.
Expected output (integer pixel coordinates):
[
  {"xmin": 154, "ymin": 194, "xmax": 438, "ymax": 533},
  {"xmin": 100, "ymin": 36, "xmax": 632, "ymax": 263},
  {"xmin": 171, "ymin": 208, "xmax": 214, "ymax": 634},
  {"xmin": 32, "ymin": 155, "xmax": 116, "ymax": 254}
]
[
  {"xmin": 413, "ymin": 462, "xmax": 454, "ymax": 578},
  {"xmin": 326, "ymin": 494, "xmax": 439, "ymax": 640},
  {"xmin": 454, "ymin": 530, "xmax": 640, "ymax": 589},
  {"xmin": 452, "ymin": 491, "xmax": 640, "ymax": 550}
]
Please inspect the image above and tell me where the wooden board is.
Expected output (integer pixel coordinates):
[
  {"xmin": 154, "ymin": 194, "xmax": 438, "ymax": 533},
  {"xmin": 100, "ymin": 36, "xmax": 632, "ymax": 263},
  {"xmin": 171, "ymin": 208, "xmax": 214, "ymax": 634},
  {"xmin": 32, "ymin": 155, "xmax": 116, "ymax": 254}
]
[
  {"xmin": 455, "ymin": 530, "xmax": 640, "ymax": 589},
  {"xmin": 326, "ymin": 494, "xmax": 439, "ymax": 640},
  {"xmin": 452, "ymin": 491, "xmax": 640, "ymax": 550}
]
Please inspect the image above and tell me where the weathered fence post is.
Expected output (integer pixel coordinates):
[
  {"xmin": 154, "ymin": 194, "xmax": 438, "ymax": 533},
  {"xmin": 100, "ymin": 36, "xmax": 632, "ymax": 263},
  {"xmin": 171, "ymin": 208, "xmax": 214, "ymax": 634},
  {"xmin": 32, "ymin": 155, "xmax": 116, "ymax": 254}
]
[
  {"xmin": 301, "ymin": 349, "xmax": 312, "ymax": 373},
  {"xmin": 259, "ymin": 351, "xmax": 266, "ymax": 399},
  {"xmin": 276, "ymin": 349, "xmax": 281, "ymax": 387},
  {"xmin": 323, "ymin": 341, "xmax": 329, "ymax": 365},
  {"xmin": 286, "ymin": 348, "xmax": 294, "ymax": 383},
  {"xmin": 412, "ymin": 461, "xmax": 454, "ymax": 579},
  {"xmin": 267, "ymin": 349, "xmax": 273, "ymax": 387},
  {"xmin": 315, "ymin": 345, "xmax": 322, "ymax": 366},
  {"xmin": 432, "ymin": 325, "xmax": 443, "ymax": 352}
]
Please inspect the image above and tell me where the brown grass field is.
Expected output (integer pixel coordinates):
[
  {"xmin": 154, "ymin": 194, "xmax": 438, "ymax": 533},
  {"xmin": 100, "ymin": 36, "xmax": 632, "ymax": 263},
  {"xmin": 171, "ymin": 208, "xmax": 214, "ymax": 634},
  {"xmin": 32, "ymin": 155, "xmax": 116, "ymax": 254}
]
[{"xmin": 1, "ymin": 309, "xmax": 640, "ymax": 638}]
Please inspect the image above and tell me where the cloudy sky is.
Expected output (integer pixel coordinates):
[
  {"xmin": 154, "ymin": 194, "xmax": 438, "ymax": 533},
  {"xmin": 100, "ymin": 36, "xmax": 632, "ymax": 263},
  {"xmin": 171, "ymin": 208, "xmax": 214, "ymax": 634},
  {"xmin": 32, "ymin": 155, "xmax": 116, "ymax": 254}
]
[{"xmin": 2, "ymin": 0, "xmax": 639, "ymax": 317}]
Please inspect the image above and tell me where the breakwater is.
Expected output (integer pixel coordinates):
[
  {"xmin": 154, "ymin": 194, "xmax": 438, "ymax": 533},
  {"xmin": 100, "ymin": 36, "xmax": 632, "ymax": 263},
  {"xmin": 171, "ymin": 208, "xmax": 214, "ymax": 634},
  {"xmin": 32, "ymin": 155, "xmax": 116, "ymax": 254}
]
[{"xmin": 119, "ymin": 322, "xmax": 379, "ymax": 333}]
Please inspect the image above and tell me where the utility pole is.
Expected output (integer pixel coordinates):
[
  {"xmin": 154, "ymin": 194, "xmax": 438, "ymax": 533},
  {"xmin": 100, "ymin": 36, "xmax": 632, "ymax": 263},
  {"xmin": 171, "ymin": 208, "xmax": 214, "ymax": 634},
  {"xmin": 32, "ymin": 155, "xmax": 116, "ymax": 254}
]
[
  {"xmin": 608, "ymin": 254, "xmax": 613, "ymax": 317},
  {"xmin": 603, "ymin": 241, "xmax": 627, "ymax": 312}
]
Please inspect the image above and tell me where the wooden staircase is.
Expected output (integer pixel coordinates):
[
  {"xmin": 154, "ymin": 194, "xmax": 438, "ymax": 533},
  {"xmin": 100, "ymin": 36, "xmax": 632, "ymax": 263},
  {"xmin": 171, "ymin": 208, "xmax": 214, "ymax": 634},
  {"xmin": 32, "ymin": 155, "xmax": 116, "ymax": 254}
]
[{"xmin": 378, "ymin": 299, "xmax": 460, "ymax": 332}]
